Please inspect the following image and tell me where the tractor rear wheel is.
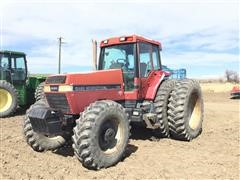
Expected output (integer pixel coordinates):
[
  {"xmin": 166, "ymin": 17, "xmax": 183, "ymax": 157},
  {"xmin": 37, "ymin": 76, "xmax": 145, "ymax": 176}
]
[
  {"xmin": 23, "ymin": 99, "xmax": 66, "ymax": 151},
  {"xmin": 0, "ymin": 80, "xmax": 18, "ymax": 118},
  {"xmin": 72, "ymin": 100, "xmax": 130, "ymax": 170},
  {"xmin": 35, "ymin": 82, "xmax": 45, "ymax": 101},
  {"xmin": 153, "ymin": 79, "xmax": 177, "ymax": 137},
  {"xmin": 168, "ymin": 79, "xmax": 204, "ymax": 141}
]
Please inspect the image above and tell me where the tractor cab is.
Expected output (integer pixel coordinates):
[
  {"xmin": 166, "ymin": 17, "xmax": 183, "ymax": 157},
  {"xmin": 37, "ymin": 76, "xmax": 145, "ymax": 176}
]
[
  {"xmin": 0, "ymin": 51, "xmax": 27, "ymax": 84},
  {"xmin": 98, "ymin": 35, "xmax": 164, "ymax": 99}
]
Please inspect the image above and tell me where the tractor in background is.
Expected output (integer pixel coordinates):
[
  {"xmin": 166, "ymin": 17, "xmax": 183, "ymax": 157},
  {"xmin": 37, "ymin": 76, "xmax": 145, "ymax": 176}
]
[
  {"xmin": 230, "ymin": 86, "xmax": 240, "ymax": 98},
  {"xmin": 23, "ymin": 35, "xmax": 204, "ymax": 170},
  {"xmin": 0, "ymin": 51, "xmax": 46, "ymax": 117}
]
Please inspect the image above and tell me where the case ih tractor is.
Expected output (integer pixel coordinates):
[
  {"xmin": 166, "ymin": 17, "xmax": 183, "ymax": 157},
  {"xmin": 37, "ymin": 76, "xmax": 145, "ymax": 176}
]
[
  {"xmin": 230, "ymin": 86, "xmax": 240, "ymax": 98},
  {"xmin": 0, "ymin": 51, "xmax": 46, "ymax": 117},
  {"xmin": 23, "ymin": 35, "xmax": 204, "ymax": 170}
]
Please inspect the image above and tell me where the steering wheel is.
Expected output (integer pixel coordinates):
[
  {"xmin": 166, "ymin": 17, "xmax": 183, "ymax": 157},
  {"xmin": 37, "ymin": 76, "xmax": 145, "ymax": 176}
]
[{"xmin": 116, "ymin": 58, "xmax": 126, "ymax": 64}]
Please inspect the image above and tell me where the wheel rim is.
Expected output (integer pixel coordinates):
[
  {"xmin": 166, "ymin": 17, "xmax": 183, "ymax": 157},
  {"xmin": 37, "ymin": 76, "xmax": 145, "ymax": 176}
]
[
  {"xmin": 0, "ymin": 88, "xmax": 13, "ymax": 113},
  {"xmin": 98, "ymin": 117, "xmax": 123, "ymax": 154},
  {"xmin": 188, "ymin": 92, "xmax": 202, "ymax": 130}
]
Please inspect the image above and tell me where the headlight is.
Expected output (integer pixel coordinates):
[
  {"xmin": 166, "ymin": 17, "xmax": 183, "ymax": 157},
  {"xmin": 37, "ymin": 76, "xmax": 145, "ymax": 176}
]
[
  {"xmin": 58, "ymin": 85, "xmax": 73, "ymax": 92},
  {"xmin": 44, "ymin": 85, "xmax": 73, "ymax": 92}
]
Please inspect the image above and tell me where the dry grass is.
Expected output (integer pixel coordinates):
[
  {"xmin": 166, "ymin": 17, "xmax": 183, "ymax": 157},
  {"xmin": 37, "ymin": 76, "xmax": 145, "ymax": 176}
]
[{"xmin": 200, "ymin": 82, "xmax": 238, "ymax": 93}]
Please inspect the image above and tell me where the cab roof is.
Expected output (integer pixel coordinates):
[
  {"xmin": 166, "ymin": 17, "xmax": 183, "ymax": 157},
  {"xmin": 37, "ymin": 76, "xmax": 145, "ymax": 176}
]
[
  {"xmin": 100, "ymin": 35, "xmax": 162, "ymax": 49},
  {"xmin": 0, "ymin": 50, "xmax": 26, "ymax": 56}
]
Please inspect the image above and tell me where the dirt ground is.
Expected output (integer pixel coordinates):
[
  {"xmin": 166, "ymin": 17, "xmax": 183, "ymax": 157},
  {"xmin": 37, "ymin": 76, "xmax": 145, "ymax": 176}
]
[{"xmin": 0, "ymin": 87, "xmax": 239, "ymax": 179}]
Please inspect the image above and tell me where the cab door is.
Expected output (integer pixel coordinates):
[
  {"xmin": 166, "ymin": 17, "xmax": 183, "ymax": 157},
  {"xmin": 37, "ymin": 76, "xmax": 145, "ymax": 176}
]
[
  {"xmin": 10, "ymin": 55, "xmax": 27, "ymax": 83},
  {"xmin": 138, "ymin": 42, "xmax": 161, "ymax": 100}
]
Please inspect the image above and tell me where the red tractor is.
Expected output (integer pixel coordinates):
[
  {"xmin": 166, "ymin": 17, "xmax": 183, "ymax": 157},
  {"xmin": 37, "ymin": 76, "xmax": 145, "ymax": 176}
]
[
  {"xmin": 23, "ymin": 35, "xmax": 204, "ymax": 170},
  {"xmin": 230, "ymin": 86, "xmax": 240, "ymax": 98}
]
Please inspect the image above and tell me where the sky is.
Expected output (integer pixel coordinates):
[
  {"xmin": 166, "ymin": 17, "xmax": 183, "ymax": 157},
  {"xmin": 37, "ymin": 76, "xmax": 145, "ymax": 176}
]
[{"xmin": 0, "ymin": 0, "xmax": 239, "ymax": 79}]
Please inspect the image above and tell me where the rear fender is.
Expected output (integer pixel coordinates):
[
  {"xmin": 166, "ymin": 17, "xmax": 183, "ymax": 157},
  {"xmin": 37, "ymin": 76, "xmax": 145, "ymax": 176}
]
[{"xmin": 145, "ymin": 71, "xmax": 169, "ymax": 100}]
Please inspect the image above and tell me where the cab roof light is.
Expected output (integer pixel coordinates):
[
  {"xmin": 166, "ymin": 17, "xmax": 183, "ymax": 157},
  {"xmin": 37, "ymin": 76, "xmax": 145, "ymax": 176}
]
[
  {"xmin": 119, "ymin": 37, "xmax": 126, "ymax": 41},
  {"xmin": 103, "ymin": 40, "xmax": 108, "ymax": 44},
  {"xmin": 127, "ymin": 37, "xmax": 133, "ymax": 41}
]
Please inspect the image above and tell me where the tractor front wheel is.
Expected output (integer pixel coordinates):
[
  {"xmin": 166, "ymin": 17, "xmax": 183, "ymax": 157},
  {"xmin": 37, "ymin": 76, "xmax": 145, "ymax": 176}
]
[
  {"xmin": 72, "ymin": 100, "xmax": 130, "ymax": 170},
  {"xmin": 35, "ymin": 82, "xmax": 45, "ymax": 101},
  {"xmin": 0, "ymin": 80, "xmax": 18, "ymax": 118}
]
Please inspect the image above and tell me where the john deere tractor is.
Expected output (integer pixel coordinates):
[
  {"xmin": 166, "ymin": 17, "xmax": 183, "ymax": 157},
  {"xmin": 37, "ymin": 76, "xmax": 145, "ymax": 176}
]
[
  {"xmin": 23, "ymin": 35, "xmax": 204, "ymax": 170},
  {"xmin": 0, "ymin": 51, "xmax": 46, "ymax": 117}
]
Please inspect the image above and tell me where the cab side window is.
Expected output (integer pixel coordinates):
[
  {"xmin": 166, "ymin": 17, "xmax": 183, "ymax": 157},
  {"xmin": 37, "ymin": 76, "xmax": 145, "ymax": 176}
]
[
  {"xmin": 152, "ymin": 45, "xmax": 160, "ymax": 70},
  {"xmin": 0, "ymin": 56, "xmax": 10, "ymax": 69},
  {"xmin": 139, "ymin": 43, "xmax": 152, "ymax": 77}
]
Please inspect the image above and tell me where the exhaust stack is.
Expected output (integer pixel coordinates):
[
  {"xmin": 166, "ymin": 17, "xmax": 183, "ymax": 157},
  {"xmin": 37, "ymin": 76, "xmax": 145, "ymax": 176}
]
[{"xmin": 92, "ymin": 40, "xmax": 97, "ymax": 70}]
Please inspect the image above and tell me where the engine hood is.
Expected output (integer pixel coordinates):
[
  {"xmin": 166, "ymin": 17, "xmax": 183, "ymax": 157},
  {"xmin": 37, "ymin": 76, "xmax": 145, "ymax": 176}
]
[
  {"xmin": 46, "ymin": 69, "xmax": 124, "ymax": 86},
  {"xmin": 65, "ymin": 69, "xmax": 123, "ymax": 85}
]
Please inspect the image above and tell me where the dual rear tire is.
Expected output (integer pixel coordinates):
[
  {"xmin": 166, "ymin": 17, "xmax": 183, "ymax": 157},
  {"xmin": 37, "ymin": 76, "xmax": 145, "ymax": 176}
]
[
  {"xmin": 154, "ymin": 79, "xmax": 176, "ymax": 137},
  {"xmin": 154, "ymin": 79, "xmax": 203, "ymax": 141},
  {"xmin": 168, "ymin": 79, "xmax": 204, "ymax": 141}
]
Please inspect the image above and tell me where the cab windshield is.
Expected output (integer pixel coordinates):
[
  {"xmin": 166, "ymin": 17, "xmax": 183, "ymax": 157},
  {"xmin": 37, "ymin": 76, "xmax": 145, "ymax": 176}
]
[
  {"xmin": 100, "ymin": 44, "xmax": 135, "ymax": 71},
  {"xmin": 99, "ymin": 44, "xmax": 135, "ymax": 91}
]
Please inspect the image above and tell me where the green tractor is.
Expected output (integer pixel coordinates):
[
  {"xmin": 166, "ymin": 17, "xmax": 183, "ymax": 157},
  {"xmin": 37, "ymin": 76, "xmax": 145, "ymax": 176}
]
[{"xmin": 0, "ymin": 50, "xmax": 46, "ymax": 118}]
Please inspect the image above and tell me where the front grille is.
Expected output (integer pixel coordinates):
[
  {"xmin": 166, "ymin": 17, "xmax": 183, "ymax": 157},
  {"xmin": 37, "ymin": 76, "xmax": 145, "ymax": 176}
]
[
  {"xmin": 46, "ymin": 93, "xmax": 70, "ymax": 113},
  {"xmin": 73, "ymin": 84, "xmax": 121, "ymax": 91},
  {"xmin": 46, "ymin": 76, "xmax": 66, "ymax": 84}
]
